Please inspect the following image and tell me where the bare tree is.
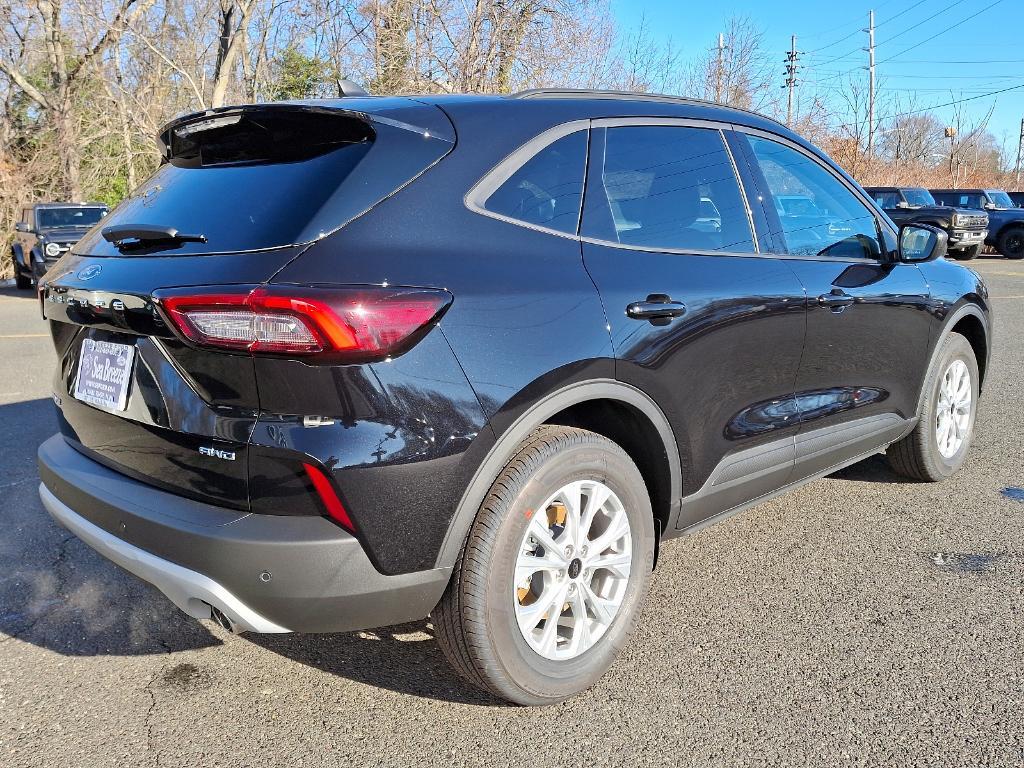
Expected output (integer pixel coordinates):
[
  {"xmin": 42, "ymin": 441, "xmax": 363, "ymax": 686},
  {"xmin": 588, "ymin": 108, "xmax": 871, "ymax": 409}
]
[{"xmin": 0, "ymin": 0, "xmax": 155, "ymax": 198}]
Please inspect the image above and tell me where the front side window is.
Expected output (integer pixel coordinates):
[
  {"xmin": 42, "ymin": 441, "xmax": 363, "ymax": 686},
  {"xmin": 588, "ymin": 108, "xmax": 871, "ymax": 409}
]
[
  {"xmin": 987, "ymin": 190, "xmax": 1014, "ymax": 209},
  {"xmin": 748, "ymin": 135, "xmax": 881, "ymax": 260},
  {"xmin": 582, "ymin": 125, "xmax": 755, "ymax": 252},
  {"xmin": 482, "ymin": 131, "xmax": 587, "ymax": 234}
]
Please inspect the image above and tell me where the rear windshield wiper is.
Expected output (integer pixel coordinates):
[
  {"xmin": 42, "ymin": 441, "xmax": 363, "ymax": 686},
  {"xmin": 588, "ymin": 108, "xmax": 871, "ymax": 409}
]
[{"xmin": 102, "ymin": 224, "xmax": 207, "ymax": 251}]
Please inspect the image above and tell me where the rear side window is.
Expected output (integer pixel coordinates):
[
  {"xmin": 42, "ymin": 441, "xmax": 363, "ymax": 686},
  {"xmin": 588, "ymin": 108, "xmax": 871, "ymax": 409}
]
[
  {"xmin": 482, "ymin": 131, "xmax": 587, "ymax": 234},
  {"xmin": 74, "ymin": 107, "xmax": 453, "ymax": 257},
  {"xmin": 582, "ymin": 125, "xmax": 755, "ymax": 252}
]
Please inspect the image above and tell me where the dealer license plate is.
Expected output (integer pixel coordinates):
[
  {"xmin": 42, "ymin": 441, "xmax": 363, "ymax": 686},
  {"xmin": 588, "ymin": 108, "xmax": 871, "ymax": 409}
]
[{"xmin": 73, "ymin": 338, "xmax": 135, "ymax": 412}]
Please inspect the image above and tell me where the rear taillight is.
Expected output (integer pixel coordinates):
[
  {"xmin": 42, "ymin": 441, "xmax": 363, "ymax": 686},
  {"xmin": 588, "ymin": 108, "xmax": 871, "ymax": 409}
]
[{"xmin": 153, "ymin": 285, "xmax": 451, "ymax": 361}]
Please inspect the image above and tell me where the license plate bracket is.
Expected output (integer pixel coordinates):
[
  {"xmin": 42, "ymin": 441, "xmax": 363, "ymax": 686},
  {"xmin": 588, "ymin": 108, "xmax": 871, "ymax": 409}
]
[{"xmin": 73, "ymin": 338, "xmax": 135, "ymax": 412}]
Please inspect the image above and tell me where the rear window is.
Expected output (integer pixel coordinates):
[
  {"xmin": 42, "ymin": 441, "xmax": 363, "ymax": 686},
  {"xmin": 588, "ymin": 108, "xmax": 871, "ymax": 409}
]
[{"xmin": 74, "ymin": 107, "xmax": 453, "ymax": 257}]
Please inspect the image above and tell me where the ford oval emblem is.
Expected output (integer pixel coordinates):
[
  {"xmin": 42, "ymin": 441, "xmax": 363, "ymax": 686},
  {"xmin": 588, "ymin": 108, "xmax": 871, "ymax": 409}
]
[{"xmin": 78, "ymin": 265, "xmax": 102, "ymax": 281}]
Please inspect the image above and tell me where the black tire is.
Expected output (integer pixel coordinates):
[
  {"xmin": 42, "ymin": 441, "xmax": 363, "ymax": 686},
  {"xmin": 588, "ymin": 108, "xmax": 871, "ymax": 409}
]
[
  {"xmin": 997, "ymin": 226, "xmax": 1024, "ymax": 259},
  {"xmin": 433, "ymin": 425, "xmax": 655, "ymax": 705},
  {"xmin": 13, "ymin": 257, "xmax": 31, "ymax": 290},
  {"xmin": 951, "ymin": 244, "xmax": 981, "ymax": 261},
  {"xmin": 887, "ymin": 333, "xmax": 979, "ymax": 481}
]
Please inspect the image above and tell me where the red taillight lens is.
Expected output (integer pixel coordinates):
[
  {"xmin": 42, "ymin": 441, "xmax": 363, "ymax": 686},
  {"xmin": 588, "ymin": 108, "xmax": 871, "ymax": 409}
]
[
  {"xmin": 303, "ymin": 463, "xmax": 356, "ymax": 533},
  {"xmin": 154, "ymin": 285, "xmax": 452, "ymax": 360}
]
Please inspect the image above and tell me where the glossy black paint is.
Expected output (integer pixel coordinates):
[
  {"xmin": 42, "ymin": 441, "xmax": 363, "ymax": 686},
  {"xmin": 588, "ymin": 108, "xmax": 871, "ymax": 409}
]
[
  {"xmin": 582, "ymin": 243, "xmax": 806, "ymax": 527},
  {"xmin": 39, "ymin": 92, "xmax": 993, "ymax": 581}
]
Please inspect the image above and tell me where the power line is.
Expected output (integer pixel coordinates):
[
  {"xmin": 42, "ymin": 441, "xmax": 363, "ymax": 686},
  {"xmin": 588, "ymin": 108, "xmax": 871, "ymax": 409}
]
[
  {"xmin": 799, "ymin": 0, "xmax": 902, "ymax": 41},
  {"xmin": 831, "ymin": 81, "xmax": 1024, "ymax": 130},
  {"xmin": 874, "ymin": 0, "xmax": 931, "ymax": 27},
  {"xmin": 878, "ymin": 0, "xmax": 1007, "ymax": 64},
  {"xmin": 804, "ymin": 0, "xmax": 919, "ymax": 52},
  {"xmin": 874, "ymin": 0, "xmax": 969, "ymax": 47}
]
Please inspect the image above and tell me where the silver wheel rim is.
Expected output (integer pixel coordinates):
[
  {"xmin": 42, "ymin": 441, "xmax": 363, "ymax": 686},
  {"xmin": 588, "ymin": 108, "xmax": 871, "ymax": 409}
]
[
  {"xmin": 512, "ymin": 480, "xmax": 632, "ymax": 661},
  {"xmin": 936, "ymin": 359, "xmax": 972, "ymax": 459}
]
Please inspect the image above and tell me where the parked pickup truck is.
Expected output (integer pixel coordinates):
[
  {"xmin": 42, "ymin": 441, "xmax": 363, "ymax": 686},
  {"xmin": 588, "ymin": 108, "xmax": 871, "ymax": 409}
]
[
  {"xmin": 865, "ymin": 186, "xmax": 988, "ymax": 260},
  {"xmin": 930, "ymin": 188, "xmax": 1024, "ymax": 259},
  {"xmin": 10, "ymin": 202, "xmax": 109, "ymax": 288}
]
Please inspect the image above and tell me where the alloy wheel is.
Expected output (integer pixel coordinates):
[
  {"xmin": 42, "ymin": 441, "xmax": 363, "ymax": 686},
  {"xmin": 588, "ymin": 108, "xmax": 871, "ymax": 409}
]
[
  {"xmin": 513, "ymin": 480, "xmax": 632, "ymax": 661},
  {"xmin": 935, "ymin": 359, "xmax": 972, "ymax": 458}
]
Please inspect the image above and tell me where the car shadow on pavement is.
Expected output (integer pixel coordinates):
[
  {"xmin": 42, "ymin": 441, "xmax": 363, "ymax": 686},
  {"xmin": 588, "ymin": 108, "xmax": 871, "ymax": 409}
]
[
  {"xmin": 829, "ymin": 453, "xmax": 915, "ymax": 484},
  {"xmin": 249, "ymin": 623, "xmax": 510, "ymax": 706},
  {"xmin": 0, "ymin": 285, "xmax": 37, "ymax": 299},
  {"xmin": 0, "ymin": 397, "xmax": 223, "ymax": 657}
]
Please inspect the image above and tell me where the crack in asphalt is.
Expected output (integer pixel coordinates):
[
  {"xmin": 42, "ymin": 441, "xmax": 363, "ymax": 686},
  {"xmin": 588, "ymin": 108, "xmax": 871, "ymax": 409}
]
[{"xmin": 143, "ymin": 668, "xmax": 165, "ymax": 768}]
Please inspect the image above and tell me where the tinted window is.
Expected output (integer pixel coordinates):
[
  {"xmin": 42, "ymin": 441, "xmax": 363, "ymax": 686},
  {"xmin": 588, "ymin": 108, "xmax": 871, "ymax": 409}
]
[
  {"xmin": 935, "ymin": 192, "xmax": 986, "ymax": 209},
  {"xmin": 74, "ymin": 108, "xmax": 452, "ymax": 257},
  {"xmin": 988, "ymin": 190, "xmax": 1014, "ymax": 208},
  {"xmin": 870, "ymin": 191, "xmax": 901, "ymax": 208},
  {"xmin": 582, "ymin": 125, "xmax": 754, "ymax": 252},
  {"xmin": 903, "ymin": 188, "xmax": 935, "ymax": 206},
  {"xmin": 749, "ymin": 136, "xmax": 881, "ymax": 259},
  {"xmin": 37, "ymin": 207, "xmax": 107, "ymax": 228},
  {"xmin": 483, "ymin": 131, "xmax": 587, "ymax": 234}
]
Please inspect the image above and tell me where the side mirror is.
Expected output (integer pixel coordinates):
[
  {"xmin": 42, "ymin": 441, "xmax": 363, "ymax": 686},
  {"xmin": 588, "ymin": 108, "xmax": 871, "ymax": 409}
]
[
  {"xmin": 899, "ymin": 224, "xmax": 947, "ymax": 263},
  {"xmin": 14, "ymin": 222, "xmax": 27, "ymax": 232},
  {"xmin": 984, "ymin": 202, "xmax": 997, "ymax": 210},
  {"xmin": 895, "ymin": 201, "xmax": 911, "ymax": 209}
]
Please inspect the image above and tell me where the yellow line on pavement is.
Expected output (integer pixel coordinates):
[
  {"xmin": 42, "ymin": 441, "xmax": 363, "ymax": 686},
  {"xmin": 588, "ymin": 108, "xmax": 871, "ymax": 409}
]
[
  {"xmin": 0, "ymin": 333, "xmax": 48, "ymax": 338},
  {"xmin": 991, "ymin": 295, "xmax": 1024, "ymax": 299}
]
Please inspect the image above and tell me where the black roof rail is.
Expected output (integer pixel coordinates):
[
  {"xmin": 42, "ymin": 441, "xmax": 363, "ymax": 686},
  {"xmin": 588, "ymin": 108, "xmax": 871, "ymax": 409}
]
[{"xmin": 513, "ymin": 88, "xmax": 707, "ymax": 106}]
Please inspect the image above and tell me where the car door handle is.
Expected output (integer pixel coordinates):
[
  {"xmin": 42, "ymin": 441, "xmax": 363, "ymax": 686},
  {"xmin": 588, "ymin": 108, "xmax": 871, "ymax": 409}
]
[
  {"xmin": 626, "ymin": 294, "xmax": 687, "ymax": 322},
  {"xmin": 817, "ymin": 289, "xmax": 855, "ymax": 310}
]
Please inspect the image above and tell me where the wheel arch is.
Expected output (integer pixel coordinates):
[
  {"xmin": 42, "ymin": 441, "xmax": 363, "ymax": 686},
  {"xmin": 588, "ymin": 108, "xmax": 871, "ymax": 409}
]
[
  {"xmin": 933, "ymin": 302, "xmax": 990, "ymax": 396},
  {"xmin": 435, "ymin": 378, "xmax": 681, "ymax": 569},
  {"xmin": 946, "ymin": 307, "xmax": 989, "ymax": 389},
  {"xmin": 994, "ymin": 220, "xmax": 1024, "ymax": 241}
]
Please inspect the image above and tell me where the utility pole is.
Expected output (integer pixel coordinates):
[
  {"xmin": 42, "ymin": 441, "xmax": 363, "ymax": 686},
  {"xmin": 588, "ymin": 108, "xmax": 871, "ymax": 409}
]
[
  {"xmin": 1016, "ymin": 118, "xmax": 1024, "ymax": 188},
  {"xmin": 715, "ymin": 33, "xmax": 726, "ymax": 103},
  {"xmin": 784, "ymin": 35, "xmax": 799, "ymax": 127},
  {"xmin": 865, "ymin": 10, "xmax": 876, "ymax": 157}
]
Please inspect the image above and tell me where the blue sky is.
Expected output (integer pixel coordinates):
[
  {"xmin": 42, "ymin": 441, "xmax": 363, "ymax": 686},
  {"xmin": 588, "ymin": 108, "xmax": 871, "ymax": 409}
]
[{"xmin": 611, "ymin": 0, "xmax": 1024, "ymax": 156}]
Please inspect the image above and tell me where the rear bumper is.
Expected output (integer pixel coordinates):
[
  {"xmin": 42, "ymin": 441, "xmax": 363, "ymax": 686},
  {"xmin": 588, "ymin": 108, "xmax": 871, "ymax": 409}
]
[{"xmin": 37, "ymin": 434, "xmax": 451, "ymax": 633}]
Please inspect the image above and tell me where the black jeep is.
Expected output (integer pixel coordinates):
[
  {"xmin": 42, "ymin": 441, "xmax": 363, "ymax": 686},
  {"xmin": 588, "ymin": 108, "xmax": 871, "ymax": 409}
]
[
  {"xmin": 930, "ymin": 188, "xmax": 1024, "ymax": 259},
  {"xmin": 865, "ymin": 187, "xmax": 988, "ymax": 260},
  {"xmin": 10, "ymin": 203, "xmax": 109, "ymax": 288}
]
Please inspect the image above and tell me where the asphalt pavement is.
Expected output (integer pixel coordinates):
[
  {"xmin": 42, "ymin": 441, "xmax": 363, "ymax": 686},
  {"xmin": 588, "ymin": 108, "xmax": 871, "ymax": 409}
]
[{"xmin": 1, "ymin": 258, "xmax": 1022, "ymax": 767}]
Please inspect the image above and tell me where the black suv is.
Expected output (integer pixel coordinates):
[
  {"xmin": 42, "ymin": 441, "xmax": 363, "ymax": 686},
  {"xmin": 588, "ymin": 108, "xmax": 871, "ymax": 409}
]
[
  {"xmin": 11, "ymin": 202, "xmax": 109, "ymax": 288},
  {"xmin": 864, "ymin": 186, "xmax": 988, "ymax": 260},
  {"xmin": 36, "ymin": 91, "xmax": 990, "ymax": 705},
  {"xmin": 930, "ymin": 188, "xmax": 1024, "ymax": 258}
]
